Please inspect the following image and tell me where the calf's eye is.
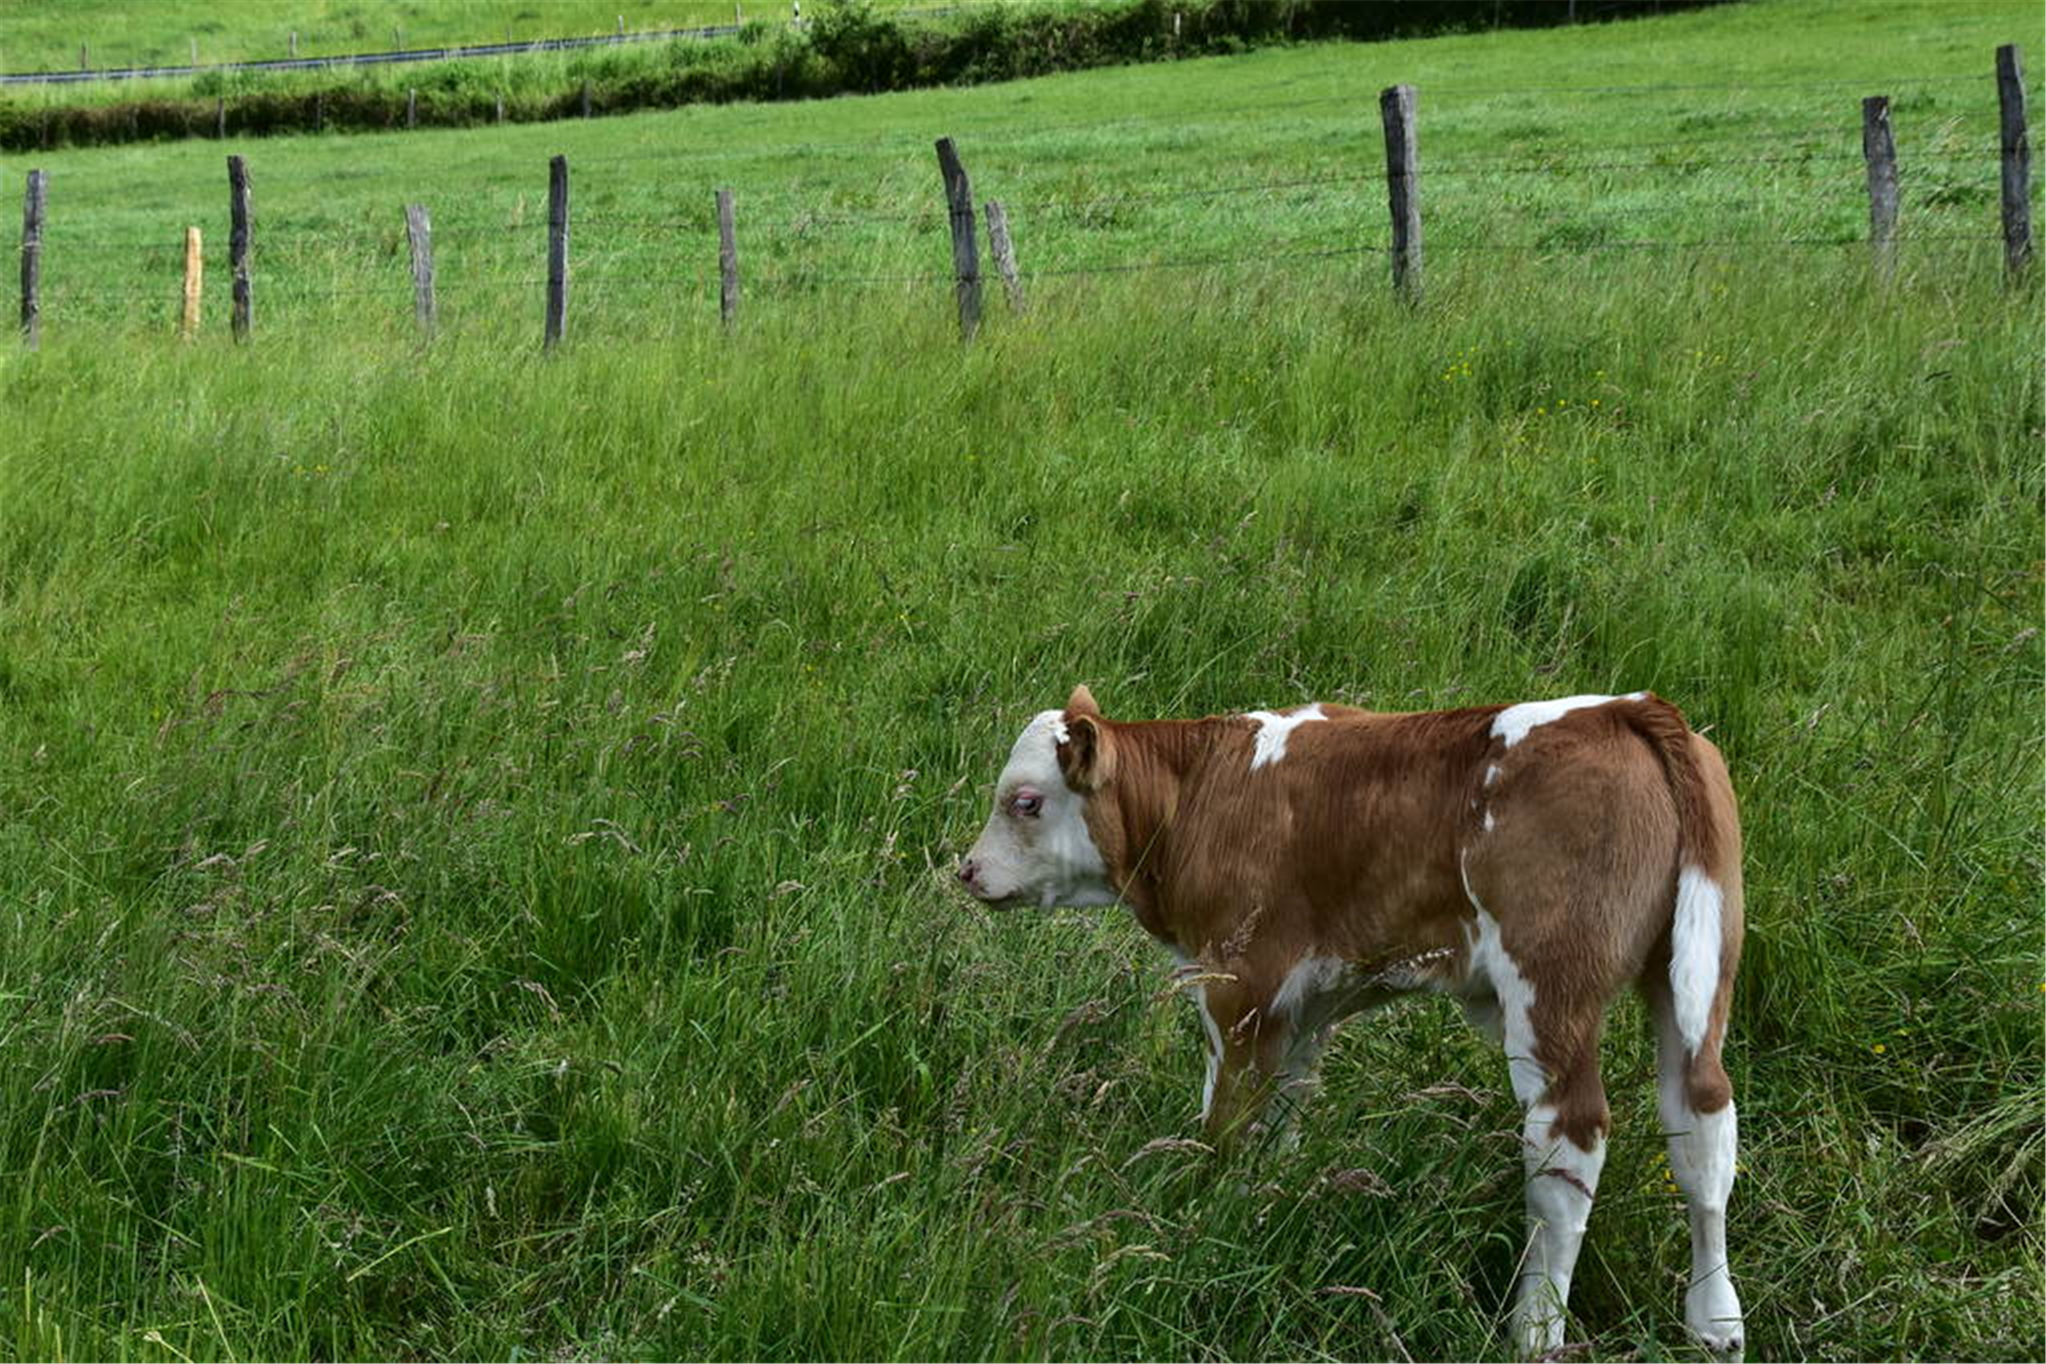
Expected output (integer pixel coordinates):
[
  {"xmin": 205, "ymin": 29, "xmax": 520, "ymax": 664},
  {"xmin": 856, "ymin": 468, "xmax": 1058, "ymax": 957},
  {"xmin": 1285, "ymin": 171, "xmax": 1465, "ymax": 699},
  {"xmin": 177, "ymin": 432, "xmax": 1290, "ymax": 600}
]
[{"xmin": 1011, "ymin": 793, "xmax": 1042, "ymax": 817}]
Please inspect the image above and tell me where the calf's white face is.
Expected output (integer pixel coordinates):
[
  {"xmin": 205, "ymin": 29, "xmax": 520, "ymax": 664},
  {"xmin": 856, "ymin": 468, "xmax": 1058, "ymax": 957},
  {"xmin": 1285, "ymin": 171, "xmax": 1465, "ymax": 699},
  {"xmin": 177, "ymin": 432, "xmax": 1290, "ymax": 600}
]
[{"xmin": 959, "ymin": 709, "xmax": 1118, "ymax": 909}]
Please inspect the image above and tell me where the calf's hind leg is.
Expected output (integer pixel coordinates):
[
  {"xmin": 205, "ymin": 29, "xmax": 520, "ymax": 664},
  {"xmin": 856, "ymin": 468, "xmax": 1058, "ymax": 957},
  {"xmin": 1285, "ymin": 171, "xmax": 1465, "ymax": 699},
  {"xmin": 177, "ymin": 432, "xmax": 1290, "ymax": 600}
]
[
  {"xmin": 1508, "ymin": 1017, "xmax": 1610, "ymax": 1360},
  {"xmin": 1646, "ymin": 973, "xmax": 1745, "ymax": 1359}
]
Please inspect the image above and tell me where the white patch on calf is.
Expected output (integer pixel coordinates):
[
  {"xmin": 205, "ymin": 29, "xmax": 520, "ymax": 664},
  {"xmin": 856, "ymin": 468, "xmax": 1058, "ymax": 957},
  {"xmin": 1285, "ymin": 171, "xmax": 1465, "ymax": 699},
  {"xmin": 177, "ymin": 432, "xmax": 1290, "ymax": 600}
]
[
  {"xmin": 1670, "ymin": 866, "xmax": 1723, "ymax": 1053},
  {"xmin": 1484, "ymin": 763, "xmax": 1502, "ymax": 788},
  {"xmin": 1461, "ymin": 857, "xmax": 1545, "ymax": 1106},
  {"xmin": 963, "ymin": 709, "xmax": 1115, "ymax": 908},
  {"xmin": 1272, "ymin": 954, "xmax": 1350, "ymax": 1029},
  {"xmin": 1245, "ymin": 703, "xmax": 1327, "ymax": 770},
  {"xmin": 1491, "ymin": 694, "xmax": 1614, "ymax": 749},
  {"xmin": 1490, "ymin": 693, "xmax": 1641, "ymax": 749},
  {"xmin": 1194, "ymin": 984, "xmax": 1224, "ymax": 1121}
]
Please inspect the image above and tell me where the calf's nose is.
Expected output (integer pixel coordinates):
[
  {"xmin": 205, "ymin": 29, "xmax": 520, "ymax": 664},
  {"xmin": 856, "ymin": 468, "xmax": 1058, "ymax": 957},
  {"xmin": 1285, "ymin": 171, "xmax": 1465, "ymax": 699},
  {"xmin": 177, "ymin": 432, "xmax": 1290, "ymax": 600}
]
[{"xmin": 958, "ymin": 859, "xmax": 980, "ymax": 888}]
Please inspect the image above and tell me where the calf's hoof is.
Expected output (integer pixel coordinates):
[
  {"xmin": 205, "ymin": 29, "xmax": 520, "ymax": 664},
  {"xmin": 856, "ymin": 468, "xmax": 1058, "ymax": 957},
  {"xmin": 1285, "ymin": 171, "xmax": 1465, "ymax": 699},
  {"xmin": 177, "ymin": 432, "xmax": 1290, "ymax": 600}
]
[{"xmin": 1686, "ymin": 1280, "xmax": 1745, "ymax": 1361}]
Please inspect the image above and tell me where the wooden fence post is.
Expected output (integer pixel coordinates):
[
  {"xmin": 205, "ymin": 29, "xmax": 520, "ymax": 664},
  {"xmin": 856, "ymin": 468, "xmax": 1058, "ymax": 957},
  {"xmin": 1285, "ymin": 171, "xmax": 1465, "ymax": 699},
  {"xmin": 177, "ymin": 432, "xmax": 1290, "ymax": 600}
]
[
  {"xmin": 406, "ymin": 88, "xmax": 417, "ymax": 129},
  {"xmin": 1997, "ymin": 43, "xmax": 2032, "ymax": 278},
  {"xmin": 545, "ymin": 155, "xmax": 570, "ymax": 350},
  {"xmin": 405, "ymin": 204, "xmax": 436, "ymax": 338},
  {"xmin": 290, "ymin": 30, "xmax": 298, "ymax": 58},
  {"xmin": 1861, "ymin": 95, "xmax": 1898, "ymax": 276},
  {"xmin": 935, "ymin": 137, "xmax": 981, "ymax": 340},
  {"xmin": 716, "ymin": 188, "xmax": 740, "ymax": 329},
  {"xmin": 227, "ymin": 155, "xmax": 252, "ymax": 343},
  {"xmin": 581, "ymin": 81, "xmax": 593, "ymax": 118},
  {"xmin": 181, "ymin": 226, "xmax": 202, "ymax": 341},
  {"xmin": 984, "ymin": 200, "xmax": 1024, "ymax": 313},
  {"xmin": 216, "ymin": 96, "xmax": 226, "ymax": 138},
  {"xmin": 20, "ymin": 169, "xmax": 45, "ymax": 350},
  {"xmin": 1380, "ymin": 83, "xmax": 1421, "ymax": 304}
]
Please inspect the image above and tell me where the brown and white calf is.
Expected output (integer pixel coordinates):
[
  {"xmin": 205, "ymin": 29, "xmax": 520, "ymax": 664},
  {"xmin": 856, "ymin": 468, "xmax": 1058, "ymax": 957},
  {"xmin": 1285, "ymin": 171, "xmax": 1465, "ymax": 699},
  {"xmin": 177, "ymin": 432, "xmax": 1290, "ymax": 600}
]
[{"xmin": 960, "ymin": 686, "xmax": 1746, "ymax": 1360}]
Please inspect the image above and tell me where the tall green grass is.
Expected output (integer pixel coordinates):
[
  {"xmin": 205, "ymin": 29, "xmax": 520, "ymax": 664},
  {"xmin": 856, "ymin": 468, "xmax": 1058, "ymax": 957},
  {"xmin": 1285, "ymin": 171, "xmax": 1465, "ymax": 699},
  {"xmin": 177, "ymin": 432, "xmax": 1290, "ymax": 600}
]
[{"xmin": 2, "ymin": 2, "xmax": 2041, "ymax": 1360}]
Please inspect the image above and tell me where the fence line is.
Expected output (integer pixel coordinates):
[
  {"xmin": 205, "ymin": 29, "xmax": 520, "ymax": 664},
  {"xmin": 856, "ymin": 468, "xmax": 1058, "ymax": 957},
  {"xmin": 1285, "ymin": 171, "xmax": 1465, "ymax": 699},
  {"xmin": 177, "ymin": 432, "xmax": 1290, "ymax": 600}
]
[
  {"xmin": 14, "ymin": 52, "xmax": 2037, "ymax": 346},
  {"xmin": 33, "ymin": 232, "xmax": 2012, "ymax": 310},
  {"xmin": 43, "ymin": 148, "xmax": 2010, "ymax": 253}
]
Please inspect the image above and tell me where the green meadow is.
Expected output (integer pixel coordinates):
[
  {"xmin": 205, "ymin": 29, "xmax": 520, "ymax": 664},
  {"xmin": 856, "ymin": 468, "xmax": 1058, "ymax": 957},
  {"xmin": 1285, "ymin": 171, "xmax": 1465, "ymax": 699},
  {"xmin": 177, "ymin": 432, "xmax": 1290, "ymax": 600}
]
[
  {"xmin": 2, "ymin": 1, "xmax": 2041, "ymax": 1359},
  {"xmin": 1, "ymin": 0, "xmax": 830, "ymax": 72}
]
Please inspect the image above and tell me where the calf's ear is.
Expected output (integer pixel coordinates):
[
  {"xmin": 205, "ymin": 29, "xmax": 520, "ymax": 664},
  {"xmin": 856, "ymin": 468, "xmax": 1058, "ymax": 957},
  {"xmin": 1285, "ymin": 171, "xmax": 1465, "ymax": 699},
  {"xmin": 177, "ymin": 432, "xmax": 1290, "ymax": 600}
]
[
  {"xmin": 1065, "ymin": 684, "xmax": 1101, "ymax": 718},
  {"xmin": 1057, "ymin": 714, "xmax": 1115, "ymax": 791}
]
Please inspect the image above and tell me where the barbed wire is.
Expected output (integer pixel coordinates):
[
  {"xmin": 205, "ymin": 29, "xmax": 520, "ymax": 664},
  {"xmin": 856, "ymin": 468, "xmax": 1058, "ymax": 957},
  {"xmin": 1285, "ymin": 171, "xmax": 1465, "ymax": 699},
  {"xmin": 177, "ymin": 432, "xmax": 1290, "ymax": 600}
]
[{"xmin": 34, "ymin": 227, "xmax": 2010, "ymax": 309}]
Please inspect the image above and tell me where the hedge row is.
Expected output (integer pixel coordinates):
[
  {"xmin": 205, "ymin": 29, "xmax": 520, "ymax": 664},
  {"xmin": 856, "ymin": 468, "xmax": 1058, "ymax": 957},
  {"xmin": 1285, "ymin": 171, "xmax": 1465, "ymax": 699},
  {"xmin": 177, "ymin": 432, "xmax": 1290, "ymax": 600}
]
[{"xmin": 0, "ymin": 0, "xmax": 1727, "ymax": 153}]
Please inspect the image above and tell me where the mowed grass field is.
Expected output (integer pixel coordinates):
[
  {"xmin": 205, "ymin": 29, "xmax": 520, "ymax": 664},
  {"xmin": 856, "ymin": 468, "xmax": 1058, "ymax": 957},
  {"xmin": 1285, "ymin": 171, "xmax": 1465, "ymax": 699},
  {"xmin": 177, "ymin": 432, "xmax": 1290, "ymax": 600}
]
[
  {"xmin": 0, "ymin": 0, "xmax": 880, "ymax": 72},
  {"xmin": 3, "ymin": 1, "xmax": 2042, "ymax": 1360}
]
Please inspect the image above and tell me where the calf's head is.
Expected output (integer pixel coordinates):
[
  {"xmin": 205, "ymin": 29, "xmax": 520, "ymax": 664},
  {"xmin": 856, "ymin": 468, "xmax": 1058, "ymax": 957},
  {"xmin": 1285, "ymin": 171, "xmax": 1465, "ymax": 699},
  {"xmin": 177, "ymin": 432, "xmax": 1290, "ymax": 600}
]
[{"xmin": 959, "ymin": 685, "xmax": 1120, "ymax": 909}]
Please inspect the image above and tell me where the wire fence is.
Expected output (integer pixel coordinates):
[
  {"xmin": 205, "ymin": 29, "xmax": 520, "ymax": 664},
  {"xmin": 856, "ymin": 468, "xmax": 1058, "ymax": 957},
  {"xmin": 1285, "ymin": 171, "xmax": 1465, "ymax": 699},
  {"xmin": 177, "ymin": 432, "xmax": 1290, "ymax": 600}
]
[{"xmin": 14, "ymin": 59, "xmax": 2039, "ymax": 343}]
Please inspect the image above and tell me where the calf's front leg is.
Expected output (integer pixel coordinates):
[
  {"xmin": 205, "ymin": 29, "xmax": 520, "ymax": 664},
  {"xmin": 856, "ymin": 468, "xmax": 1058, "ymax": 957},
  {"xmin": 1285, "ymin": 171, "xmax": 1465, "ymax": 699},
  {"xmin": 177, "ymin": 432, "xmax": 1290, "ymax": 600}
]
[{"xmin": 1189, "ymin": 984, "xmax": 1313, "ymax": 1151}]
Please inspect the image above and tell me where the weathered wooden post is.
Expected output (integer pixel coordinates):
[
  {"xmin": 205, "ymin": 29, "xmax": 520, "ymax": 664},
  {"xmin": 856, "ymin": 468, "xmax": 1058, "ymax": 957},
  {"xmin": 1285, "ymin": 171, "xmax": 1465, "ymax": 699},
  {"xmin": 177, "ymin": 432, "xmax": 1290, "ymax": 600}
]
[
  {"xmin": 405, "ymin": 204, "xmax": 436, "ymax": 338},
  {"xmin": 290, "ymin": 30, "xmax": 298, "ymax": 58},
  {"xmin": 984, "ymin": 200, "xmax": 1024, "ymax": 313},
  {"xmin": 20, "ymin": 169, "xmax": 45, "ymax": 350},
  {"xmin": 935, "ymin": 137, "xmax": 981, "ymax": 340},
  {"xmin": 216, "ymin": 96, "xmax": 226, "ymax": 138},
  {"xmin": 545, "ymin": 155, "xmax": 570, "ymax": 350},
  {"xmin": 227, "ymin": 155, "xmax": 252, "ymax": 342},
  {"xmin": 1861, "ymin": 95, "xmax": 1898, "ymax": 276},
  {"xmin": 581, "ymin": 81, "xmax": 593, "ymax": 118},
  {"xmin": 716, "ymin": 189, "xmax": 740, "ymax": 329},
  {"xmin": 406, "ymin": 88, "xmax": 417, "ymax": 129},
  {"xmin": 181, "ymin": 226, "xmax": 202, "ymax": 340},
  {"xmin": 1380, "ymin": 83, "xmax": 1421, "ymax": 305},
  {"xmin": 1997, "ymin": 43, "xmax": 2032, "ymax": 278}
]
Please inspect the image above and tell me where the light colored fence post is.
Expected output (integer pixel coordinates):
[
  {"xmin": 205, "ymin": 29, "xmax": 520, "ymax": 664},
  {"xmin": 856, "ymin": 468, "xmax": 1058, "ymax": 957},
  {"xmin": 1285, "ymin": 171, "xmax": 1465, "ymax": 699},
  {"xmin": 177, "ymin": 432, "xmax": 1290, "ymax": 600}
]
[
  {"xmin": 181, "ymin": 226, "xmax": 202, "ymax": 341},
  {"xmin": 20, "ymin": 169, "xmax": 45, "ymax": 350},
  {"xmin": 1380, "ymin": 83, "xmax": 1421, "ymax": 305},
  {"xmin": 935, "ymin": 137, "xmax": 981, "ymax": 340},
  {"xmin": 716, "ymin": 189, "xmax": 740, "ymax": 329},
  {"xmin": 227, "ymin": 154, "xmax": 252, "ymax": 343},
  {"xmin": 1998, "ymin": 43, "xmax": 2032, "ymax": 278},
  {"xmin": 546, "ymin": 155, "xmax": 570, "ymax": 350},
  {"xmin": 1861, "ymin": 95, "xmax": 1898, "ymax": 276},
  {"xmin": 405, "ymin": 204, "xmax": 436, "ymax": 338},
  {"xmin": 984, "ymin": 200, "xmax": 1024, "ymax": 313}
]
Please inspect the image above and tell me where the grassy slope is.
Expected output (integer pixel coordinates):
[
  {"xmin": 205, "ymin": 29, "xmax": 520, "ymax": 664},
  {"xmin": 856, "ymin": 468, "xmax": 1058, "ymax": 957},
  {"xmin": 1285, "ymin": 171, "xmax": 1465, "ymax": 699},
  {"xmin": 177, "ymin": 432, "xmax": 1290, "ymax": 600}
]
[
  {"xmin": 2, "ymin": 1, "xmax": 2042, "ymax": 1360},
  {"xmin": 11, "ymin": 0, "xmax": 2036, "ymax": 327},
  {"xmin": 0, "ymin": 0, "xmax": 874, "ymax": 72}
]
